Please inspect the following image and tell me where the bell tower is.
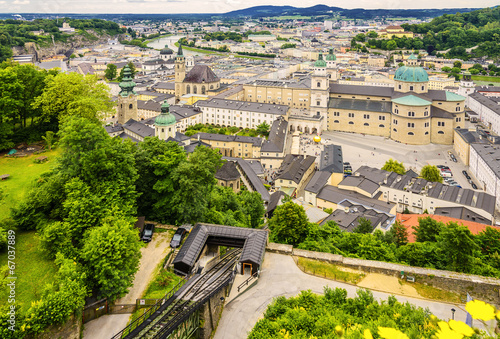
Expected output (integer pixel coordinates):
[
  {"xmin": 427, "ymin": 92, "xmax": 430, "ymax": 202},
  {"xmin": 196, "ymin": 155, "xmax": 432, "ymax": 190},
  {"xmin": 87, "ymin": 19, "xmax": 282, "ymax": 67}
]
[
  {"xmin": 310, "ymin": 53, "xmax": 329, "ymax": 128},
  {"xmin": 175, "ymin": 44, "xmax": 186, "ymax": 103},
  {"xmin": 117, "ymin": 65, "xmax": 137, "ymax": 124}
]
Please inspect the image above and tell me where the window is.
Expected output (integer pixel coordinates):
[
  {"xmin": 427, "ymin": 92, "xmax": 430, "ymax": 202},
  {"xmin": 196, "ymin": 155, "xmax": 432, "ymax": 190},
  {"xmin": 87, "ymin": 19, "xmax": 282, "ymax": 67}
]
[
  {"xmin": 438, "ymin": 131, "xmax": 444, "ymax": 134},
  {"xmin": 352, "ymin": 96, "xmax": 355, "ymax": 99},
  {"xmin": 424, "ymin": 111, "xmax": 429, "ymax": 116},
  {"xmin": 409, "ymin": 86, "xmax": 414, "ymax": 91},
  {"xmin": 201, "ymin": 86, "xmax": 206, "ymax": 95},
  {"xmin": 193, "ymin": 86, "xmax": 197, "ymax": 94},
  {"xmin": 438, "ymin": 121, "xmax": 445, "ymax": 127},
  {"xmin": 398, "ymin": 85, "xmax": 402, "ymax": 90},
  {"xmin": 317, "ymin": 81, "xmax": 321, "ymax": 88},
  {"xmin": 348, "ymin": 113, "xmax": 354, "ymax": 118},
  {"xmin": 408, "ymin": 112, "xmax": 415, "ymax": 117},
  {"xmin": 317, "ymin": 100, "xmax": 320, "ymax": 106},
  {"xmin": 186, "ymin": 85, "xmax": 190, "ymax": 94},
  {"xmin": 129, "ymin": 104, "xmax": 133, "ymax": 109},
  {"xmin": 393, "ymin": 128, "xmax": 397, "ymax": 132},
  {"xmin": 334, "ymin": 120, "xmax": 340, "ymax": 123},
  {"xmin": 333, "ymin": 112, "xmax": 340, "ymax": 117},
  {"xmin": 425, "ymin": 122, "xmax": 429, "ymax": 127},
  {"xmin": 364, "ymin": 123, "xmax": 369, "ymax": 126},
  {"xmin": 379, "ymin": 124, "xmax": 385, "ymax": 127},
  {"xmin": 394, "ymin": 109, "xmax": 399, "ymax": 114},
  {"xmin": 393, "ymin": 119, "xmax": 398, "ymax": 125},
  {"xmin": 348, "ymin": 121, "xmax": 354, "ymax": 125},
  {"xmin": 363, "ymin": 114, "xmax": 370, "ymax": 119},
  {"xmin": 425, "ymin": 131, "xmax": 429, "ymax": 135},
  {"xmin": 456, "ymin": 117, "xmax": 461, "ymax": 122},
  {"xmin": 421, "ymin": 86, "xmax": 425, "ymax": 91},
  {"xmin": 456, "ymin": 107, "xmax": 461, "ymax": 112},
  {"xmin": 408, "ymin": 132, "xmax": 414, "ymax": 135},
  {"xmin": 161, "ymin": 128, "xmax": 164, "ymax": 132},
  {"xmin": 408, "ymin": 123, "xmax": 414, "ymax": 128}
]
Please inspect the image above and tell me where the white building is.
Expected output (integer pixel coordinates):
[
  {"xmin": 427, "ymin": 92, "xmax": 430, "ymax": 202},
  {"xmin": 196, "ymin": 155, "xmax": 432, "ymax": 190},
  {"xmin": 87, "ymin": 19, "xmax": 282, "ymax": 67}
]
[
  {"xmin": 470, "ymin": 143, "xmax": 500, "ymax": 210},
  {"xmin": 468, "ymin": 92, "xmax": 500, "ymax": 134}
]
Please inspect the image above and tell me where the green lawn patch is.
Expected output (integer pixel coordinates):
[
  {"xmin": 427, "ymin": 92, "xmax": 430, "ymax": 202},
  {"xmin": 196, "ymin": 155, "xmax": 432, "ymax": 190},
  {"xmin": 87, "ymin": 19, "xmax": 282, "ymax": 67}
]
[
  {"xmin": 471, "ymin": 75, "xmax": 500, "ymax": 83},
  {"xmin": 0, "ymin": 231, "xmax": 58, "ymax": 309},
  {"xmin": 0, "ymin": 148, "xmax": 62, "ymax": 221},
  {"xmin": 411, "ymin": 282, "xmax": 461, "ymax": 303},
  {"xmin": 296, "ymin": 257, "xmax": 365, "ymax": 284}
]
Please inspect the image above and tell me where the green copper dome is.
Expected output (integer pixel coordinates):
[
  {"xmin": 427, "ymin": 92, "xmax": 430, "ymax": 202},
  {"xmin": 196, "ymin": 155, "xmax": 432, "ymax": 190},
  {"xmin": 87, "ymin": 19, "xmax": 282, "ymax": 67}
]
[
  {"xmin": 394, "ymin": 55, "xmax": 428, "ymax": 83},
  {"xmin": 325, "ymin": 47, "xmax": 336, "ymax": 61},
  {"xmin": 314, "ymin": 53, "xmax": 327, "ymax": 67},
  {"xmin": 118, "ymin": 65, "xmax": 136, "ymax": 97},
  {"xmin": 408, "ymin": 54, "xmax": 418, "ymax": 60},
  {"xmin": 155, "ymin": 101, "xmax": 176, "ymax": 126}
]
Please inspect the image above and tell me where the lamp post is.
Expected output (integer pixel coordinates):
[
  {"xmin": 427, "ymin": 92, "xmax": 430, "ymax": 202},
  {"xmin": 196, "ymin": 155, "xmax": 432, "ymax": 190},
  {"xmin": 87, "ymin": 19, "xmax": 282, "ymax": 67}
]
[{"xmin": 451, "ymin": 308, "xmax": 456, "ymax": 320}]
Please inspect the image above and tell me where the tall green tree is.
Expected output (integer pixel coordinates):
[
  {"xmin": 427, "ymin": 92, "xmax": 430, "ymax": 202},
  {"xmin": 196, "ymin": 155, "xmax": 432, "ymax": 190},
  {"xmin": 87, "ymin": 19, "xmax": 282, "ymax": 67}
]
[
  {"xmin": 438, "ymin": 222, "xmax": 479, "ymax": 272},
  {"xmin": 80, "ymin": 215, "xmax": 141, "ymax": 300},
  {"xmin": 420, "ymin": 165, "xmax": 443, "ymax": 183},
  {"xmin": 240, "ymin": 190, "xmax": 265, "ymax": 228},
  {"xmin": 269, "ymin": 202, "xmax": 310, "ymax": 246},
  {"xmin": 353, "ymin": 217, "xmax": 373, "ymax": 234},
  {"xmin": 389, "ymin": 220, "xmax": 409, "ymax": 247},
  {"xmin": 105, "ymin": 63, "xmax": 117, "ymax": 80},
  {"xmin": 381, "ymin": 159, "xmax": 406, "ymax": 175},
  {"xmin": 256, "ymin": 122, "xmax": 270, "ymax": 137},
  {"xmin": 413, "ymin": 216, "xmax": 443, "ymax": 242},
  {"xmin": 34, "ymin": 72, "xmax": 113, "ymax": 125}
]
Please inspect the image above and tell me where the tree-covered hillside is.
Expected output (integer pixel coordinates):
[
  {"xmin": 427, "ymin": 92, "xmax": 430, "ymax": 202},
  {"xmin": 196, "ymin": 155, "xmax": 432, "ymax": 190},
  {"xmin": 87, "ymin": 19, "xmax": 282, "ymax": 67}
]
[
  {"xmin": 401, "ymin": 6, "xmax": 500, "ymax": 59},
  {"xmin": 0, "ymin": 18, "xmax": 124, "ymax": 62}
]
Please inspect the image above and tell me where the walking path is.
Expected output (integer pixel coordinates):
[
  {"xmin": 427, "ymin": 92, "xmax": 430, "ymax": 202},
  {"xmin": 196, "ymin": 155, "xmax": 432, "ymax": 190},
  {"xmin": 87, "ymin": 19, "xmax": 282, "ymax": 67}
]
[
  {"xmin": 214, "ymin": 252, "xmax": 480, "ymax": 339},
  {"xmin": 83, "ymin": 231, "xmax": 172, "ymax": 339}
]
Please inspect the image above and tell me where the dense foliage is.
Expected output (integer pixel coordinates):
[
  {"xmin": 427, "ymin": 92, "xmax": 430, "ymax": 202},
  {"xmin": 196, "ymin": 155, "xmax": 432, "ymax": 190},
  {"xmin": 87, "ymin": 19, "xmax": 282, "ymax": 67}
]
[
  {"xmin": 0, "ymin": 18, "xmax": 124, "ymax": 62},
  {"xmin": 352, "ymin": 7, "xmax": 500, "ymax": 59},
  {"xmin": 249, "ymin": 288, "xmax": 436, "ymax": 338},
  {"xmin": 272, "ymin": 203, "xmax": 500, "ymax": 278}
]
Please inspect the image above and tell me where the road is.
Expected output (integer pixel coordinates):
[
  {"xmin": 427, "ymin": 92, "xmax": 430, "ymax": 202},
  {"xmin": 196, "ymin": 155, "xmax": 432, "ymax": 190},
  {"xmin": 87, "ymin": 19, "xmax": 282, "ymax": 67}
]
[
  {"xmin": 83, "ymin": 231, "xmax": 172, "ymax": 339},
  {"xmin": 214, "ymin": 252, "xmax": 483, "ymax": 339}
]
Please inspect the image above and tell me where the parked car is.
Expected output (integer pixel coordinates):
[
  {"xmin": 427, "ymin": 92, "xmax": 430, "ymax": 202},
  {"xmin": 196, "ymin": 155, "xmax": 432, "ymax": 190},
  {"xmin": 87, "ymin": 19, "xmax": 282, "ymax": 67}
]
[
  {"xmin": 437, "ymin": 165, "xmax": 446, "ymax": 169},
  {"xmin": 141, "ymin": 223, "xmax": 155, "ymax": 243},
  {"xmin": 472, "ymin": 183, "xmax": 478, "ymax": 189},
  {"xmin": 170, "ymin": 227, "xmax": 188, "ymax": 248},
  {"xmin": 462, "ymin": 170, "xmax": 468, "ymax": 177},
  {"xmin": 440, "ymin": 171, "xmax": 452, "ymax": 178}
]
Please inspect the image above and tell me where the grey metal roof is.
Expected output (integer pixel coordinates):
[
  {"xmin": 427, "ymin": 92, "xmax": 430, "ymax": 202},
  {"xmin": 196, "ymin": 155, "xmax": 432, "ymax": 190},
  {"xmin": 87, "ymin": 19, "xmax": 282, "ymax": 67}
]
[
  {"xmin": 469, "ymin": 92, "xmax": 500, "ymax": 117},
  {"xmin": 317, "ymin": 185, "xmax": 395, "ymax": 214},
  {"xmin": 245, "ymin": 160, "xmax": 264, "ymax": 176},
  {"xmin": 215, "ymin": 161, "xmax": 240, "ymax": 181},
  {"xmin": 320, "ymin": 202, "xmax": 393, "ymax": 233},
  {"xmin": 153, "ymin": 82, "xmax": 175, "ymax": 90},
  {"xmin": 328, "ymin": 98, "xmax": 392, "ymax": 113},
  {"xmin": 123, "ymin": 119, "xmax": 155, "ymax": 138},
  {"xmin": 276, "ymin": 155, "xmax": 316, "ymax": 184},
  {"xmin": 354, "ymin": 166, "xmax": 389, "ymax": 184},
  {"xmin": 266, "ymin": 191, "xmax": 286, "ymax": 214},
  {"xmin": 434, "ymin": 206, "xmax": 491, "ymax": 225},
  {"xmin": 305, "ymin": 170, "xmax": 331, "ymax": 194},
  {"xmin": 339, "ymin": 176, "xmax": 380, "ymax": 196},
  {"xmin": 184, "ymin": 65, "xmax": 219, "ymax": 83},
  {"xmin": 431, "ymin": 106, "xmax": 454, "ymax": 119},
  {"xmin": 223, "ymin": 157, "xmax": 270, "ymax": 202},
  {"xmin": 329, "ymin": 83, "xmax": 394, "ymax": 97},
  {"xmin": 261, "ymin": 117, "xmax": 288, "ymax": 152},
  {"xmin": 196, "ymin": 98, "xmax": 289, "ymax": 115},
  {"xmin": 172, "ymin": 223, "xmax": 268, "ymax": 269},
  {"xmin": 105, "ymin": 124, "xmax": 124, "ymax": 134}
]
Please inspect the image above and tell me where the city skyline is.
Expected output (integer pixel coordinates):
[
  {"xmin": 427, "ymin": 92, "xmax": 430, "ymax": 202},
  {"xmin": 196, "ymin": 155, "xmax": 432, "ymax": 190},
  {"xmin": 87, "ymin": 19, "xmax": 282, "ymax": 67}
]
[{"xmin": 1, "ymin": 0, "xmax": 498, "ymax": 14}]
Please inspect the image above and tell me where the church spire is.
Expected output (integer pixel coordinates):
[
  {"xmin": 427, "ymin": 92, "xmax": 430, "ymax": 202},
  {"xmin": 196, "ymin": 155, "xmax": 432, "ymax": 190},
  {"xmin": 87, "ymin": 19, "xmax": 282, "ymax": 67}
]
[
  {"xmin": 118, "ymin": 65, "xmax": 136, "ymax": 97},
  {"xmin": 177, "ymin": 43, "xmax": 183, "ymax": 57}
]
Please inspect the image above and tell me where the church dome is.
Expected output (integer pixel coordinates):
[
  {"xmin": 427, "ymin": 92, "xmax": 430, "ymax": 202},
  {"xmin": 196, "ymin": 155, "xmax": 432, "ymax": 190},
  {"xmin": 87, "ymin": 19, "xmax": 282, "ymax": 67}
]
[
  {"xmin": 160, "ymin": 46, "xmax": 174, "ymax": 55},
  {"xmin": 325, "ymin": 47, "xmax": 336, "ymax": 61},
  {"xmin": 314, "ymin": 53, "xmax": 327, "ymax": 67},
  {"xmin": 155, "ymin": 101, "xmax": 176, "ymax": 126},
  {"xmin": 394, "ymin": 66, "xmax": 429, "ymax": 83}
]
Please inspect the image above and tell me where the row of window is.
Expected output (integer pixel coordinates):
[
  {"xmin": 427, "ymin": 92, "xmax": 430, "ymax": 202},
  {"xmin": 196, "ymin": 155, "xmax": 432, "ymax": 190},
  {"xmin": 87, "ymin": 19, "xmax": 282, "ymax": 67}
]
[{"xmin": 397, "ymin": 84, "xmax": 425, "ymax": 91}]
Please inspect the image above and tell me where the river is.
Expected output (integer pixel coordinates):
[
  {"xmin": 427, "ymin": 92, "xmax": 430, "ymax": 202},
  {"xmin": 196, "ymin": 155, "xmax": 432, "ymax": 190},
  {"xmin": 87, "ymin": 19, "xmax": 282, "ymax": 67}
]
[{"xmin": 147, "ymin": 35, "xmax": 198, "ymax": 56}]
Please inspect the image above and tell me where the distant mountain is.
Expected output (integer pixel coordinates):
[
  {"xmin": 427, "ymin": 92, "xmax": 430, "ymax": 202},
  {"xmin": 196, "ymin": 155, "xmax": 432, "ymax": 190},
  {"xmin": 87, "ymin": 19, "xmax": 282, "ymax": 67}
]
[{"xmin": 222, "ymin": 5, "xmax": 480, "ymax": 19}]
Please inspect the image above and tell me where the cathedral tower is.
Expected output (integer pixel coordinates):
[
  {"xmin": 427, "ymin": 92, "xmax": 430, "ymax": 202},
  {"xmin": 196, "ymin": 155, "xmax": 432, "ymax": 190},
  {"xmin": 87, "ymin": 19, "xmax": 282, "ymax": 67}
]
[
  {"xmin": 155, "ymin": 101, "xmax": 177, "ymax": 140},
  {"xmin": 175, "ymin": 44, "xmax": 186, "ymax": 102},
  {"xmin": 310, "ymin": 53, "xmax": 329, "ymax": 128}
]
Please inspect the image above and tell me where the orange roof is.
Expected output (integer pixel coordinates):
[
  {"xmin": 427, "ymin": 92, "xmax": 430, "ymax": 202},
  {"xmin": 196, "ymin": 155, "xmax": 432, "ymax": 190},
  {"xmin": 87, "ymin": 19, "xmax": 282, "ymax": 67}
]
[{"xmin": 396, "ymin": 213, "xmax": 493, "ymax": 243}]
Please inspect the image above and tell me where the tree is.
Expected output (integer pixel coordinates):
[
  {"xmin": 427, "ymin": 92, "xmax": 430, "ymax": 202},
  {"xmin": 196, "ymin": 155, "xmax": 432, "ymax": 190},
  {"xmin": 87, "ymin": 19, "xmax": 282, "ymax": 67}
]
[
  {"xmin": 389, "ymin": 220, "xmax": 408, "ymax": 247},
  {"xmin": 256, "ymin": 122, "xmax": 270, "ymax": 137},
  {"xmin": 354, "ymin": 217, "xmax": 373, "ymax": 234},
  {"xmin": 442, "ymin": 66, "xmax": 452, "ymax": 72},
  {"xmin": 34, "ymin": 73, "xmax": 113, "ymax": 125},
  {"xmin": 105, "ymin": 63, "xmax": 117, "ymax": 80},
  {"xmin": 268, "ymin": 202, "xmax": 310, "ymax": 246},
  {"xmin": 412, "ymin": 216, "xmax": 443, "ymax": 242},
  {"xmin": 239, "ymin": 191, "xmax": 265, "ymax": 228},
  {"xmin": 80, "ymin": 215, "xmax": 141, "ymax": 300},
  {"xmin": 420, "ymin": 165, "xmax": 443, "ymax": 183},
  {"xmin": 381, "ymin": 159, "xmax": 405, "ymax": 175},
  {"xmin": 438, "ymin": 222, "xmax": 479, "ymax": 272},
  {"xmin": 451, "ymin": 67, "xmax": 461, "ymax": 74},
  {"xmin": 453, "ymin": 60, "xmax": 462, "ymax": 69},
  {"xmin": 117, "ymin": 62, "xmax": 136, "ymax": 81},
  {"xmin": 41, "ymin": 130, "xmax": 55, "ymax": 150}
]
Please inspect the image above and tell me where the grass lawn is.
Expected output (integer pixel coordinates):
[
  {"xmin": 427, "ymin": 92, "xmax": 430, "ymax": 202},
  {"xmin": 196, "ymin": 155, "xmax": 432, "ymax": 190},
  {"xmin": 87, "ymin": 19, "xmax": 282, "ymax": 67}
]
[
  {"xmin": 296, "ymin": 257, "xmax": 366, "ymax": 284},
  {"xmin": 471, "ymin": 75, "xmax": 500, "ymax": 83},
  {"xmin": 0, "ymin": 148, "xmax": 62, "ymax": 221},
  {"xmin": 410, "ymin": 282, "xmax": 461, "ymax": 304},
  {"xmin": 0, "ymin": 231, "xmax": 58, "ymax": 309}
]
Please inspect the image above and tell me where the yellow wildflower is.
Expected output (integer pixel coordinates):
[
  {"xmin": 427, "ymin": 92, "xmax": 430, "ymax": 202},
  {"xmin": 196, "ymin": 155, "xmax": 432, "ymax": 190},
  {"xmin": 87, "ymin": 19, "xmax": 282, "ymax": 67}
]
[
  {"xmin": 435, "ymin": 321, "xmax": 463, "ymax": 339},
  {"xmin": 363, "ymin": 328, "xmax": 374, "ymax": 339},
  {"xmin": 335, "ymin": 325, "xmax": 344, "ymax": 336},
  {"xmin": 378, "ymin": 327, "xmax": 409, "ymax": 339},
  {"xmin": 449, "ymin": 320, "xmax": 474, "ymax": 337},
  {"xmin": 465, "ymin": 300, "xmax": 496, "ymax": 321}
]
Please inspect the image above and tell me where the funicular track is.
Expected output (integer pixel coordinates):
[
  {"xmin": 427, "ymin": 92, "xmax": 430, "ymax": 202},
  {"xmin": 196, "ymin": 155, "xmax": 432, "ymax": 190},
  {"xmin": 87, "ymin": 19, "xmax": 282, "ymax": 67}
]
[{"xmin": 118, "ymin": 248, "xmax": 242, "ymax": 339}]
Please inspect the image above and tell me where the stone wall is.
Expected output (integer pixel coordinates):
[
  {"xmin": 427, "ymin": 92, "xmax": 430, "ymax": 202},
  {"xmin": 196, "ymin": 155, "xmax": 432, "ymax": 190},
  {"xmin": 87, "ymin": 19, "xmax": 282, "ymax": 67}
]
[
  {"xmin": 198, "ymin": 285, "xmax": 228, "ymax": 339},
  {"xmin": 29, "ymin": 314, "xmax": 81, "ymax": 339},
  {"xmin": 268, "ymin": 243, "xmax": 500, "ymax": 306}
]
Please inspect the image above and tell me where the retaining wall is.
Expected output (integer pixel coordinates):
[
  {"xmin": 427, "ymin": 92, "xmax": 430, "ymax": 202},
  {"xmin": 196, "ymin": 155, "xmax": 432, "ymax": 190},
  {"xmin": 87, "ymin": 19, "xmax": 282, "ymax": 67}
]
[{"xmin": 267, "ymin": 243, "xmax": 500, "ymax": 306}]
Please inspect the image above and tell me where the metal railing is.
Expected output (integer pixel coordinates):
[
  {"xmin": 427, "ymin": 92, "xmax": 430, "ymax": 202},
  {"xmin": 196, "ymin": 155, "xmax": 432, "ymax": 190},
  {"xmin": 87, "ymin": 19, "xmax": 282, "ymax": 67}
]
[
  {"xmin": 110, "ymin": 277, "xmax": 187, "ymax": 339},
  {"xmin": 237, "ymin": 271, "xmax": 259, "ymax": 293}
]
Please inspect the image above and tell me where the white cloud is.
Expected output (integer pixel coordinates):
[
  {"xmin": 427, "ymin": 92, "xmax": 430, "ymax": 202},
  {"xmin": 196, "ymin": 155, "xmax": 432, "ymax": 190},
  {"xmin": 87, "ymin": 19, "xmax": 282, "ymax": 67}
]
[{"xmin": 12, "ymin": 0, "xmax": 29, "ymax": 3}]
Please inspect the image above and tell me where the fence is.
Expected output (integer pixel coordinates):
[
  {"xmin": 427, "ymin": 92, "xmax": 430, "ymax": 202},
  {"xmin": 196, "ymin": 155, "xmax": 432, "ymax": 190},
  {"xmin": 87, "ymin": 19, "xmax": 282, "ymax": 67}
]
[{"xmin": 82, "ymin": 299, "xmax": 108, "ymax": 324}]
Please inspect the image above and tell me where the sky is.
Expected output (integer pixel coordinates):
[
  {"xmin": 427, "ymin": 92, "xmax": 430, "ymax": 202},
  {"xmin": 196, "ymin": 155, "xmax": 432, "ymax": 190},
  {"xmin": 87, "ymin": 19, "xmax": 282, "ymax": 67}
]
[{"xmin": 1, "ymin": 0, "xmax": 498, "ymax": 14}]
